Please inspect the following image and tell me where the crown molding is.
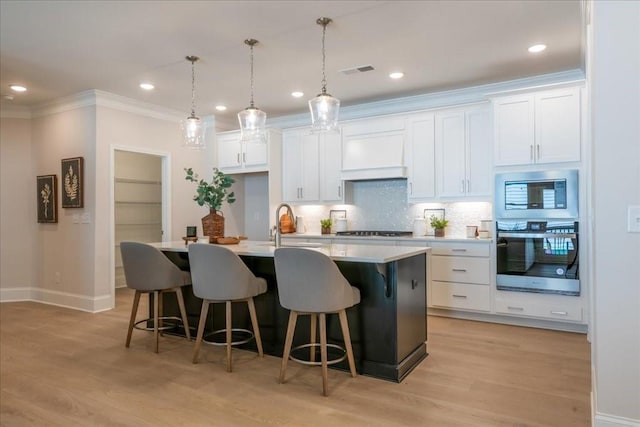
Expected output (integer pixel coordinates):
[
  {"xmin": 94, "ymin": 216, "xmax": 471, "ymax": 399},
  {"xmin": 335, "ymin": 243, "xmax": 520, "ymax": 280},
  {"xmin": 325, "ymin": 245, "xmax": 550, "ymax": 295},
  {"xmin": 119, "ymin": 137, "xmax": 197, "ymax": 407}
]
[
  {"xmin": 268, "ymin": 69, "xmax": 585, "ymax": 129},
  {"xmin": 0, "ymin": 105, "xmax": 32, "ymax": 119},
  {"xmin": 30, "ymin": 89, "xmax": 185, "ymax": 122}
]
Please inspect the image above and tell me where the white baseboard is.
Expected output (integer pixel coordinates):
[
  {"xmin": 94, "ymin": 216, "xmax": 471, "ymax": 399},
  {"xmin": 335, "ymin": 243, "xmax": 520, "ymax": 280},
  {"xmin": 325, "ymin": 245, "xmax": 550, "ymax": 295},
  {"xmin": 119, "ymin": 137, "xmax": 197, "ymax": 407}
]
[
  {"xmin": 594, "ymin": 413, "xmax": 640, "ymax": 427},
  {"xmin": 1, "ymin": 287, "xmax": 113, "ymax": 313}
]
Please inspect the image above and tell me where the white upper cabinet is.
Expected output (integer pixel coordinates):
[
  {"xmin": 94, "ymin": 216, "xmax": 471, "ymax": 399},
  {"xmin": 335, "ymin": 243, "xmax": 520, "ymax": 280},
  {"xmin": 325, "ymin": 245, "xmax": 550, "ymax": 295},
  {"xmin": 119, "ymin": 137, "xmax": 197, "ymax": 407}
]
[
  {"xmin": 217, "ymin": 130, "xmax": 270, "ymax": 173},
  {"xmin": 320, "ymin": 131, "xmax": 344, "ymax": 202},
  {"xmin": 341, "ymin": 116, "xmax": 407, "ymax": 180},
  {"xmin": 406, "ymin": 112, "xmax": 436, "ymax": 201},
  {"xmin": 435, "ymin": 104, "xmax": 492, "ymax": 199},
  {"xmin": 493, "ymin": 86, "xmax": 581, "ymax": 166},
  {"xmin": 282, "ymin": 129, "xmax": 343, "ymax": 204}
]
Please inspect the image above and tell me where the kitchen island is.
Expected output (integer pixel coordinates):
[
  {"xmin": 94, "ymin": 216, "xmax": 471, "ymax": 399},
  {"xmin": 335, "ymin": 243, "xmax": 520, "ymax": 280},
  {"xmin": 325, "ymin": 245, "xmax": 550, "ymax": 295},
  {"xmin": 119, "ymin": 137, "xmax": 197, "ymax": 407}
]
[{"xmin": 152, "ymin": 241, "xmax": 429, "ymax": 382}]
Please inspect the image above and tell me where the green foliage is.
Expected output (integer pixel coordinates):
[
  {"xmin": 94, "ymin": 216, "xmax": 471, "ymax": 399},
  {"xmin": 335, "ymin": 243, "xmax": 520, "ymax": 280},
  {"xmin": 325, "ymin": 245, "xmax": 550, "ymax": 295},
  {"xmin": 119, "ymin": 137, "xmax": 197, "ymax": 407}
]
[
  {"xmin": 320, "ymin": 218, "xmax": 332, "ymax": 228},
  {"xmin": 184, "ymin": 167, "xmax": 236, "ymax": 211},
  {"xmin": 429, "ymin": 215, "xmax": 449, "ymax": 229}
]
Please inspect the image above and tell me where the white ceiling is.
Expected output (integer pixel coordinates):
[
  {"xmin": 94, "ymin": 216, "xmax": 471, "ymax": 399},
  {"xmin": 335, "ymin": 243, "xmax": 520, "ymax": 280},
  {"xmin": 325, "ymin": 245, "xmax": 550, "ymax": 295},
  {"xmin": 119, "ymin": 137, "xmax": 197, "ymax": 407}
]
[{"xmin": 0, "ymin": 0, "xmax": 584, "ymax": 125}]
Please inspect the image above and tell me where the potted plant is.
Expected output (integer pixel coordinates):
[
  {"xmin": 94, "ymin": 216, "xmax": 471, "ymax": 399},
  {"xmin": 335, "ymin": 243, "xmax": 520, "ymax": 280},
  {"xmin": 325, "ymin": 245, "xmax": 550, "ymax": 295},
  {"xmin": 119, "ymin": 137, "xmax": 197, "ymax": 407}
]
[
  {"xmin": 320, "ymin": 218, "xmax": 332, "ymax": 234},
  {"xmin": 430, "ymin": 215, "xmax": 449, "ymax": 237},
  {"xmin": 185, "ymin": 167, "xmax": 235, "ymax": 240}
]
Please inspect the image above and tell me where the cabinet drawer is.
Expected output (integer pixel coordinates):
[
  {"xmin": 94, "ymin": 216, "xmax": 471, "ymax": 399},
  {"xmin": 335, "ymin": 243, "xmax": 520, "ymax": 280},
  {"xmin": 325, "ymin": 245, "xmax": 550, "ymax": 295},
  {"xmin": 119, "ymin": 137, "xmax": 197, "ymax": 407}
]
[
  {"xmin": 428, "ymin": 242, "xmax": 490, "ymax": 257},
  {"xmin": 495, "ymin": 296, "xmax": 583, "ymax": 322},
  {"xmin": 431, "ymin": 256, "xmax": 490, "ymax": 284},
  {"xmin": 431, "ymin": 281, "xmax": 490, "ymax": 311}
]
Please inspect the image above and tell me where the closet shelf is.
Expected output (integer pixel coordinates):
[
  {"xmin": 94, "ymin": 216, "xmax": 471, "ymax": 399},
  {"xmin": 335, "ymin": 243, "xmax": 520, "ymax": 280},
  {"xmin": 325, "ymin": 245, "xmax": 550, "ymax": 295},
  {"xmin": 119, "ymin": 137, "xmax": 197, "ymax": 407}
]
[
  {"xmin": 115, "ymin": 201, "xmax": 161, "ymax": 205},
  {"xmin": 115, "ymin": 178, "xmax": 162, "ymax": 185}
]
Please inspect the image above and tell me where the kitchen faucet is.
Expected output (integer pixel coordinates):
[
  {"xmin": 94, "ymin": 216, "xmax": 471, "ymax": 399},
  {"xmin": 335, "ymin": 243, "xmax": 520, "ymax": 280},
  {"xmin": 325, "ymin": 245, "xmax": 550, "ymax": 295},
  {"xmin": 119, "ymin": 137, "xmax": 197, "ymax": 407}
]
[{"xmin": 274, "ymin": 203, "xmax": 295, "ymax": 248}]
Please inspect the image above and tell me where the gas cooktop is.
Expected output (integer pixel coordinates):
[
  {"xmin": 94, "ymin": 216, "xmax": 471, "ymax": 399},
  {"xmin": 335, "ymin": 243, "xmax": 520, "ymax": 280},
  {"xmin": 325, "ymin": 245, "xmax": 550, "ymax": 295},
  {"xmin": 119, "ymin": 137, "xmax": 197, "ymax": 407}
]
[{"xmin": 335, "ymin": 230, "xmax": 413, "ymax": 237}]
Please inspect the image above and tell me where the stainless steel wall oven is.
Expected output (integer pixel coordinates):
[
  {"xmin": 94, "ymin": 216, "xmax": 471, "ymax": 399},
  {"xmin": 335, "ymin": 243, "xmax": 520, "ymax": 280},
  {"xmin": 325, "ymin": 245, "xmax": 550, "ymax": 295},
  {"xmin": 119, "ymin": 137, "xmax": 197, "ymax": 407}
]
[{"xmin": 495, "ymin": 170, "xmax": 580, "ymax": 296}]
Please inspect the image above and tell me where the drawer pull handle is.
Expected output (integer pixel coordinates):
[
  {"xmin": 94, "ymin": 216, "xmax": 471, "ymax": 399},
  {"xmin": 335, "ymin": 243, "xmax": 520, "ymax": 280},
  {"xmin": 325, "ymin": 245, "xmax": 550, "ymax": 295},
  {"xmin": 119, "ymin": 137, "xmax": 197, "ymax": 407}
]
[
  {"xmin": 550, "ymin": 310, "xmax": 568, "ymax": 316},
  {"xmin": 507, "ymin": 306, "xmax": 524, "ymax": 311},
  {"xmin": 452, "ymin": 268, "xmax": 467, "ymax": 272},
  {"xmin": 452, "ymin": 294, "xmax": 467, "ymax": 299},
  {"xmin": 451, "ymin": 249, "xmax": 467, "ymax": 252}
]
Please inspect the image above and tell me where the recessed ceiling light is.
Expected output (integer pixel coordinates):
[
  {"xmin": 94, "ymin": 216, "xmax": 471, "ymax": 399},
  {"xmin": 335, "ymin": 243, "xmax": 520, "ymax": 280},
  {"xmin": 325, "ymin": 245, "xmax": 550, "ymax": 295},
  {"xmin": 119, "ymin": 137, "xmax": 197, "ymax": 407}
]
[
  {"xmin": 291, "ymin": 91, "xmax": 304, "ymax": 98},
  {"xmin": 215, "ymin": 105, "xmax": 227, "ymax": 111},
  {"xmin": 528, "ymin": 44, "xmax": 547, "ymax": 53},
  {"xmin": 389, "ymin": 72, "xmax": 404, "ymax": 79},
  {"xmin": 10, "ymin": 85, "xmax": 27, "ymax": 92},
  {"xmin": 139, "ymin": 82, "xmax": 154, "ymax": 90}
]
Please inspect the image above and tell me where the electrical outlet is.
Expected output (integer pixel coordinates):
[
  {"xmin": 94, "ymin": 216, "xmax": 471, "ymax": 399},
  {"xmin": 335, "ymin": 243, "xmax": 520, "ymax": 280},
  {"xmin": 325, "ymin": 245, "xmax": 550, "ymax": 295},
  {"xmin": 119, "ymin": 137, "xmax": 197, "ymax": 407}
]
[
  {"xmin": 81, "ymin": 213, "xmax": 90, "ymax": 224},
  {"xmin": 72, "ymin": 214, "xmax": 80, "ymax": 224},
  {"xmin": 628, "ymin": 205, "xmax": 640, "ymax": 233}
]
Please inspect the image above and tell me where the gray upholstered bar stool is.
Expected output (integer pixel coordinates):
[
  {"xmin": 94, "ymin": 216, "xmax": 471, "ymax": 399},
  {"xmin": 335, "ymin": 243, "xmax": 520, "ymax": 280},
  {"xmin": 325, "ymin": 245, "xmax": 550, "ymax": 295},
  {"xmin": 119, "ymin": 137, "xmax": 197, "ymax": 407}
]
[
  {"xmin": 120, "ymin": 241, "xmax": 191, "ymax": 353},
  {"xmin": 274, "ymin": 247, "xmax": 360, "ymax": 396},
  {"xmin": 188, "ymin": 244, "xmax": 267, "ymax": 372}
]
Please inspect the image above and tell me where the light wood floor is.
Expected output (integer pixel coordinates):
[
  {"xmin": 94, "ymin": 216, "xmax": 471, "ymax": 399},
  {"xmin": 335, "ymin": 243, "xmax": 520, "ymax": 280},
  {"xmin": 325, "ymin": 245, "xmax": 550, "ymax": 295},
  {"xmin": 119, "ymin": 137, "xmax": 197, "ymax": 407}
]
[{"xmin": 0, "ymin": 288, "xmax": 591, "ymax": 426}]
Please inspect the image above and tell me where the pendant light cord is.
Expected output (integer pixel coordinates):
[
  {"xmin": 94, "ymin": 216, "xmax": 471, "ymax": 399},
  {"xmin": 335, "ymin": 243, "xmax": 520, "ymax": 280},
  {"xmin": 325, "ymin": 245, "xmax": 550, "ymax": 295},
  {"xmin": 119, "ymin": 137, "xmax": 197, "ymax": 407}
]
[
  {"xmin": 250, "ymin": 42, "xmax": 255, "ymax": 108},
  {"xmin": 321, "ymin": 21, "xmax": 327, "ymax": 95},
  {"xmin": 186, "ymin": 56, "xmax": 199, "ymax": 118}
]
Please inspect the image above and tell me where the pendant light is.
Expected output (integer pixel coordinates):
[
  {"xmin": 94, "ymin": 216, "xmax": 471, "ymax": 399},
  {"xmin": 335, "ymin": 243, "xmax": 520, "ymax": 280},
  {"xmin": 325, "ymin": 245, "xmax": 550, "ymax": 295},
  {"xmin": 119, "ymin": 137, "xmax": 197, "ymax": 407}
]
[
  {"xmin": 181, "ymin": 55, "xmax": 205, "ymax": 149},
  {"xmin": 309, "ymin": 17, "xmax": 340, "ymax": 133},
  {"xmin": 238, "ymin": 39, "xmax": 267, "ymax": 143}
]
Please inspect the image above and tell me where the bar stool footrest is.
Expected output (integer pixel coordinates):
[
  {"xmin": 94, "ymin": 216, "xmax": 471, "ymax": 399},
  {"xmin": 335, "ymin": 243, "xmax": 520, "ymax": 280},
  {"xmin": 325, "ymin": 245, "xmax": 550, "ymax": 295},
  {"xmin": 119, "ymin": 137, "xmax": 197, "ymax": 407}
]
[
  {"xmin": 133, "ymin": 316, "xmax": 183, "ymax": 332},
  {"xmin": 203, "ymin": 328, "xmax": 254, "ymax": 346},
  {"xmin": 289, "ymin": 343, "xmax": 347, "ymax": 366}
]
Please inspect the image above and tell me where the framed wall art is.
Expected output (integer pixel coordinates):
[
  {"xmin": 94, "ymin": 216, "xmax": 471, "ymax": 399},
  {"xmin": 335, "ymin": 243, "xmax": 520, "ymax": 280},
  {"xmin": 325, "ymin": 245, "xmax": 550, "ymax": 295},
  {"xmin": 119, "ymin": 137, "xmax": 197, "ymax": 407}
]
[
  {"xmin": 61, "ymin": 157, "xmax": 84, "ymax": 208},
  {"xmin": 424, "ymin": 208, "xmax": 445, "ymax": 236},
  {"xmin": 37, "ymin": 175, "xmax": 58, "ymax": 223}
]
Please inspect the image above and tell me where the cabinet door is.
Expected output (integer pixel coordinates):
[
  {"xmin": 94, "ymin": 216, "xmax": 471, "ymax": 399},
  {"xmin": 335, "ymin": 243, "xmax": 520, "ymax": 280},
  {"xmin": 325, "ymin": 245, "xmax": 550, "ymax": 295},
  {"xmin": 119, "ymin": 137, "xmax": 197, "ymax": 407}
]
[
  {"xmin": 320, "ymin": 131, "xmax": 343, "ymax": 202},
  {"xmin": 300, "ymin": 133, "xmax": 320, "ymax": 201},
  {"xmin": 465, "ymin": 106, "xmax": 492, "ymax": 197},
  {"xmin": 535, "ymin": 87, "xmax": 581, "ymax": 164},
  {"xmin": 282, "ymin": 131, "xmax": 304, "ymax": 201},
  {"xmin": 436, "ymin": 110, "xmax": 466, "ymax": 197},
  {"xmin": 217, "ymin": 132, "xmax": 242, "ymax": 171},
  {"xmin": 493, "ymin": 95, "xmax": 535, "ymax": 166},
  {"xmin": 243, "ymin": 140, "xmax": 269, "ymax": 169},
  {"xmin": 407, "ymin": 112, "xmax": 435, "ymax": 200}
]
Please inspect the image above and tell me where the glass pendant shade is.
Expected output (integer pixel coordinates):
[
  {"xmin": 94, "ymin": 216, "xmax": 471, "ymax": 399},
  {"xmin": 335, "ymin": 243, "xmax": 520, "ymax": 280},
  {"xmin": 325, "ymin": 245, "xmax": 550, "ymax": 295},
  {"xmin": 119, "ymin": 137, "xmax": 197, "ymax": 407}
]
[
  {"xmin": 181, "ymin": 115, "xmax": 205, "ymax": 149},
  {"xmin": 182, "ymin": 55, "xmax": 205, "ymax": 149},
  {"xmin": 239, "ymin": 38, "xmax": 267, "ymax": 143},
  {"xmin": 310, "ymin": 17, "xmax": 339, "ymax": 133},
  {"xmin": 309, "ymin": 92, "xmax": 340, "ymax": 133},
  {"xmin": 238, "ymin": 106, "xmax": 267, "ymax": 143}
]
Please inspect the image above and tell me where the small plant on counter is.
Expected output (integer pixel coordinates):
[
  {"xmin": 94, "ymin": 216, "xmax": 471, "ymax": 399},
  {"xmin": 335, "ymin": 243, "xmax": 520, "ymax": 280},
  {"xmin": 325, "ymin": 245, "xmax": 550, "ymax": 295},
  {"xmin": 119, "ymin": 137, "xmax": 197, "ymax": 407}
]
[
  {"xmin": 184, "ymin": 167, "xmax": 236, "ymax": 212},
  {"xmin": 320, "ymin": 218, "xmax": 332, "ymax": 234},
  {"xmin": 429, "ymin": 215, "xmax": 449, "ymax": 229}
]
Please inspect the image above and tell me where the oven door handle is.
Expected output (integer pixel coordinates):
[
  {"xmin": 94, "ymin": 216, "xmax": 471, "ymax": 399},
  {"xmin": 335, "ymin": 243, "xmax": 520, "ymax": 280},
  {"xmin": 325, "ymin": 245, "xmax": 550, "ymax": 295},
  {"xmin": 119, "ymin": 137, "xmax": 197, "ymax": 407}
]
[{"xmin": 497, "ymin": 232, "xmax": 577, "ymax": 239}]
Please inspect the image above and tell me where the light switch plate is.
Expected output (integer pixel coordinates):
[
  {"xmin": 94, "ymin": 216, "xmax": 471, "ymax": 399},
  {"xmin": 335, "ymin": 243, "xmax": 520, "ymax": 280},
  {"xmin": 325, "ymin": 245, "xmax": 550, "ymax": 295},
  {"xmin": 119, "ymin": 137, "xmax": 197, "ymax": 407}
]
[
  {"xmin": 628, "ymin": 205, "xmax": 640, "ymax": 233},
  {"xmin": 81, "ymin": 213, "xmax": 90, "ymax": 224},
  {"xmin": 72, "ymin": 214, "xmax": 80, "ymax": 224}
]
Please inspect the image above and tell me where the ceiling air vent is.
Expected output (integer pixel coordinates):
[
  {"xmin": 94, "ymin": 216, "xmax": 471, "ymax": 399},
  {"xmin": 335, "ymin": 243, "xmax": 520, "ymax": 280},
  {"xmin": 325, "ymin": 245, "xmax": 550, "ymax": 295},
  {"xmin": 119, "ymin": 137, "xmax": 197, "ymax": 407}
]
[{"xmin": 339, "ymin": 65, "xmax": 375, "ymax": 75}]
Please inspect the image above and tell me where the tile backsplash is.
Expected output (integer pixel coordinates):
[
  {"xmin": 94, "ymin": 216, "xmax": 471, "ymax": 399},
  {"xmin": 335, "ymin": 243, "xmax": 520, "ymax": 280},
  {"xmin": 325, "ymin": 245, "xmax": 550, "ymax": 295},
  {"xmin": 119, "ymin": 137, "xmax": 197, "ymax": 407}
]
[{"xmin": 293, "ymin": 179, "xmax": 493, "ymax": 237}]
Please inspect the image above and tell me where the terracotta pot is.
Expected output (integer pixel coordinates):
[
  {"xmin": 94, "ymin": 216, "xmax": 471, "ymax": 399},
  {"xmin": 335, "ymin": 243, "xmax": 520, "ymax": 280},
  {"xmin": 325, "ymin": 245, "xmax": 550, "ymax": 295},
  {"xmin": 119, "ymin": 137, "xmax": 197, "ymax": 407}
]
[
  {"xmin": 321, "ymin": 226, "xmax": 332, "ymax": 235},
  {"xmin": 201, "ymin": 209, "xmax": 224, "ymax": 240},
  {"xmin": 434, "ymin": 228, "xmax": 445, "ymax": 237}
]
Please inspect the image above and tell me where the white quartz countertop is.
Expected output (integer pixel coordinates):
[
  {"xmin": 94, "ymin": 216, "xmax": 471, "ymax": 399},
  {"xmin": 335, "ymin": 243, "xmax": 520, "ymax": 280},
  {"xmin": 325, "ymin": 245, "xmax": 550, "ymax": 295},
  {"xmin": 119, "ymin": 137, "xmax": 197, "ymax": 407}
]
[
  {"xmin": 151, "ymin": 240, "xmax": 430, "ymax": 263},
  {"xmin": 281, "ymin": 233, "xmax": 494, "ymax": 244}
]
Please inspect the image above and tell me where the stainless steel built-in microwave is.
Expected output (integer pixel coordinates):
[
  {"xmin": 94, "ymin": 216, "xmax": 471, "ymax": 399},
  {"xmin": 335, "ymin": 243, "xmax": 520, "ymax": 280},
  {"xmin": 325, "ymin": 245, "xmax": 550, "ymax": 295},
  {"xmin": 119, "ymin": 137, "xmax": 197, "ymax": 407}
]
[{"xmin": 495, "ymin": 170, "xmax": 579, "ymax": 219}]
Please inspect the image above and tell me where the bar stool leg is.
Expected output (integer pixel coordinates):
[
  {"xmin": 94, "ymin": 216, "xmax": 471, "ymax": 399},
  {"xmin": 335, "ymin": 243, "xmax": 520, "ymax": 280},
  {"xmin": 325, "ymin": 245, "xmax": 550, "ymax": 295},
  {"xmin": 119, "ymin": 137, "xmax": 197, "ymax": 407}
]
[
  {"xmin": 126, "ymin": 290, "xmax": 141, "ymax": 348},
  {"xmin": 159, "ymin": 291, "xmax": 164, "ymax": 337},
  {"xmin": 280, "ymin": 310, "xmax": 298, "ymax": 384},
  {"xmin": 192, "ymin": 301, "xmax": 209, "ymax": 364},
  {"xmin": 153, "ymin": 290, "xmax": 160, "ymax": 353},
  {"xmin": 310, "ymin": 313, "xmax": 317, "ymax": 363},
  {"xmin": 339, "ymin": 310, "xmax": 357, "ymax": 378},
  {"xmin": 226, "ymin": 301, "xmax": 233, "ymax": 372},
  {"xmin": 175, "ymin": 287, "xmax": 191, "ymax": 341},
  {"xmin": 247, "ymin": 297, "xmax": 263, "ymax": 357},
  {"xmin": 319, "ymin": 313, "xmax": 328, "ymax": 396}
]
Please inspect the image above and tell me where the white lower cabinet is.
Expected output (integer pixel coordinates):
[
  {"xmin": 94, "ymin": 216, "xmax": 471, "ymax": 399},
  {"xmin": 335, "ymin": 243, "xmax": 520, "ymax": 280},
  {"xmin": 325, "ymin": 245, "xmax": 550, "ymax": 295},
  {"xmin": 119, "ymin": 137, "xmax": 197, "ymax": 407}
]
[
  {"xmin": 494, "ymin": 291, "xmax": 583, "ymax": 322},
  {"xmin": 429, "ymin": 241, "xmax": 492, "ymax": 312},
  {"xmin": 432, "ymin": 282, "xmax": 491, "ymax": 311}
]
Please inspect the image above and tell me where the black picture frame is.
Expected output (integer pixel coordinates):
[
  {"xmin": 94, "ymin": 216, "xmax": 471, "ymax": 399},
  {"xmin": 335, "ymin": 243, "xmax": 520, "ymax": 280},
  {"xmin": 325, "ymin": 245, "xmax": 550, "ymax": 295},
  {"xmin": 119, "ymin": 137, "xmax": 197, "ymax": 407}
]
[
  {"xmin": 424, "ymin": 208, "xmax": 445, "ymax": 236},
  {"xmin": 37, "ymin": 175, "xmax": 58, "ymax": 223},
  {"xmin": 61, "ymin": 157, "xmax": 84, "ymax": 208}
]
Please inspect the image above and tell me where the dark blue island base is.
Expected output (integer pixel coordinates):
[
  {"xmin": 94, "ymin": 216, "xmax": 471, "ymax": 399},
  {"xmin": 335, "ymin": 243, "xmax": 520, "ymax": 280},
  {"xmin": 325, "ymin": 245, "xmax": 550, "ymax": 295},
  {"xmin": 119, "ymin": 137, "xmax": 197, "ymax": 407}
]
[{"xmin": 159, "ymin": 251, "xmax": 428, "ymax": 382}]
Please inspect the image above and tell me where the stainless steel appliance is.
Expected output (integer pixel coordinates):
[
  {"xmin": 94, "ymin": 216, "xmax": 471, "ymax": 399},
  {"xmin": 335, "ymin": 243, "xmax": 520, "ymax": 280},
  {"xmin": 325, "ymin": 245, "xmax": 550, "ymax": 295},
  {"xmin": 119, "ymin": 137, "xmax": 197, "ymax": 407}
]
[
  {"xmin": 495, "ymin": 169, "xmax": 578, "ymax": 219},
  {"xmin": 496, "ymin": 220, "xmax": 579, "ymax": 295}
]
